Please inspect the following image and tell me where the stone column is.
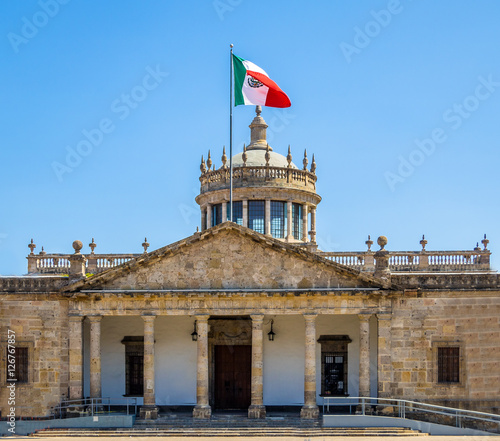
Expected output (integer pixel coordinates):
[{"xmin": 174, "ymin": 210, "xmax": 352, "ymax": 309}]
[
  {"xmin": 242, "ymin": 199, "xmax": 248, "ymax": 228},
  {"xmin": 265, "ymin": 199, "xmax": 271, "ymax": 236},
  {"xmin": 68, "ymin": 316, "xmax": 84, "ymax": 400},
  {"xmin": 377, "ymin": 313, "xmax": 392, "ymax": 398},
  {"xmin": 301, "ymin": 313, "xmax": 319, "ymax": 419},
  {"xmin": 286, "ymin": 200, "xmax": 293, "ymax": 241},
  {"xmin": 309, "ymin": 206, "xmax": 317, "ymax": 243},
  {"xmin": 248, "ymin": 315, "xmax": 266, "ymax": 418},
  {"xmin": 88, "ymin": 316, "xmax": 102, "ymax": 398},
  {"xmin": 302, "ymin": 204, "xmax": 308, "ymax": 242},
  {"xmin": 206, "ymin": 203, "xmax": 212, "ymax": 229},
  {"xmin": 140, "ymin": 315, "xmax": 158, "ymax": 419},
  {"xmin": 222, "ymin": 200, "xmax": 227, "ymax": 223},
  {"xmin": 358, "ymin": 314, "xmax": 371, "ymax": 398},
  {"xmin": 193, "ymin": 315, "xmax": 211, "ymax": 419}
]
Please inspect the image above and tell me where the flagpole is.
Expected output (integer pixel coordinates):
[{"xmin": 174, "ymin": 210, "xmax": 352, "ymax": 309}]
[{"xmin": 229, "ymin": 43, "xmax": 234, "ymax": 222}]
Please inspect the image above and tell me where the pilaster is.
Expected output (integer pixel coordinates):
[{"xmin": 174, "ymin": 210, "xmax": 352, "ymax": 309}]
[{"xmin": 68, "ymin": 316, "xmax": 84, "ymax": 400}]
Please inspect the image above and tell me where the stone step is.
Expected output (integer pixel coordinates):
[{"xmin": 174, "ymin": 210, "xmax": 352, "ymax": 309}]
[{"xmin": 33, "ymin": 427, "xmax": 428, "ymax": 437}]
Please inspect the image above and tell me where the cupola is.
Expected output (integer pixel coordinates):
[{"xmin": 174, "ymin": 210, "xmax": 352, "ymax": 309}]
[{"xmin": 195, "ymin": 106, "xmax": 321, "ymax": 248}]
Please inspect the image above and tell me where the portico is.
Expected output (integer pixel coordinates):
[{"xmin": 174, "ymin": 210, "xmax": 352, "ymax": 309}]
[{"xmin": 66, "ymin": 263, "xmax": 391, "ymax": 420}]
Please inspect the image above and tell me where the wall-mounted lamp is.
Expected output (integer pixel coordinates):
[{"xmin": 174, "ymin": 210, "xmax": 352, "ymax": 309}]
[
  {"xmin": 191, "ymin": 320, "xmax": 198, "ymax": 341},
  {"xmin": 267, "ymin": 319, "xmax": 276, "ymax": 341}
]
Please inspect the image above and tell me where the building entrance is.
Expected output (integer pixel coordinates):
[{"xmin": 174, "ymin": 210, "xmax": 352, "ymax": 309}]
[{"xmin": 214, "ymin": 345, "xmax": 251, "ymax": 410}]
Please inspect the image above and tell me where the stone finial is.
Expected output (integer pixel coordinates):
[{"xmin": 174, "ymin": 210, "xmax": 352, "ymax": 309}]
[
  {"xmin": 72, "ymin": 240, "xmax": 83, "ymax": 254},
  {"xmin": 265, "ymin": 144, "xmax": 271, "ymax": 166},
  {"xmin": 303, "ymin": 149, "xmax": 308, "ymax": 170},
  {"xmin": 420, "ymin": 234, "xmax": 427, "ymax": 251},
  {"xmin": 377, "ymin": 236, "xmax": 388, "ymax": 251},
  {"xmin": 310, "ymin": 154, "xmax": 316, "ymax": 174},
  {"xmin": 89, "ymin": 238, "xmax": 97, "ymax": 254},
  {"xmin": 206, "ymin": 150, "xmax": 212, "ymax": 170},
  {"xmin": 142, "ymin": 237, "xmax": 150, "ymax": 254},
  {"xmin": 474, "ymin": 242, "xmax": 481, "ymax": 252},
  {"xmin": 365, "ymin": 235, "xmax": 373, "ymax": 251},
  {"xmin": 242, "ymin": 144, "xmax": 247, "ymax": 166},
  {"xmin": 200, "ymin": 155, "xmax": 206, "ymax": 173},
  {"xmin": 28, "ymin": 239, "xmax": 36, "ymax": 255},
  {"xmin": 39, "ymin": 246, "xmax": 46, "ymax": 256},
  {"xmin": 481, "ymin": 234, "xmax": 489, "ymax": 250},
  {"xmin": 221, "ymin": 146, "xmax": 227, "ymax": 169},
  {"xmin": 286, "ymin": 145, "xmax": 292, "ymax": 167},
  {"xmin": 247, "ymin": 106, "xmax": 270, "ymax": 150}
]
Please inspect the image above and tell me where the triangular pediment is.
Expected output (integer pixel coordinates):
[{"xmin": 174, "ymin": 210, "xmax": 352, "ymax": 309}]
[{"xmin": 65, "ymin": 223, "xmax": 391, "ymax": 292}]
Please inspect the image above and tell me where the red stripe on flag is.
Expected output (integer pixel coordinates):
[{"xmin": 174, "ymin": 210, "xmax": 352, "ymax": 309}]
[{"xmin": 247, "ymin": 71, "xmax": 291, "ymax": 108}]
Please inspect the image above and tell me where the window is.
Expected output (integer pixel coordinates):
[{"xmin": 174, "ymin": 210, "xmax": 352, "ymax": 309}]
[
  {"xmin": 271, "ymin": 201, "xmax": 286, "ymax": 238},
  {"xmin": 6, "ymin": 347, "xmax": 28, "ymax": 384},
  {"xmin": 211, "ymin": 204, "xmax": 223, "ymax": 227},
  {"xmin": 122, "ymin": 337, "xmax": 144, "ymax": 396},
  {"xmin": 292, "ymin": 203, "xmax": 303, "ymax": 240},
  {"xmin": 318, "ymin": 335, "xmax": 351, "ymax": 396},
  {"xmin": 322, "ymin": 352, "xmax": 347, "ymax": 396},
  {"xmin": 248, "ymin": 200, "xmax": 265, "ymax": 234},
  {"xmin": 227, "ymin": 201, "xmax": 243, "ymax": 226},
  {"xmin": 438, "ymin": 347, "xmax": 460, "ymax": 383}
]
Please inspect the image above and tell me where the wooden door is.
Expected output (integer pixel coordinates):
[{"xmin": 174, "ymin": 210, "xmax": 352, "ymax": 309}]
[{"xmin": 214, "ymin": 345, "xmax": 251, "ymax": 409}]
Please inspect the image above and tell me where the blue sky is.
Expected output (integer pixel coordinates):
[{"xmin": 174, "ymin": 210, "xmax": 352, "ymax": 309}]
[{"xmin": 1, "ymin": 0, "xmax": 499, "ymax": 275}]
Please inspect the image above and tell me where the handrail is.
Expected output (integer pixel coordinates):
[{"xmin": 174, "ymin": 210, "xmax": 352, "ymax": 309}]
[
  {"xmin": 322, "ymin": 396, "xmax": 500, "ymax": 433},
  {"xmin": 53, "ymin": 397, "xmax": 138, "ymax": 419}
]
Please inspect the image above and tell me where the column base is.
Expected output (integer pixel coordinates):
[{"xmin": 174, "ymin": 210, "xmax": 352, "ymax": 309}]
[
  {"xmin": 193, "ymin": 405, "xmax": 212, "ymax": 419},
  {"xmin": 139, "ymin": 406, "xmax": 158, "ymax": 420},
  {"xmin": 248, "ymin": 404, "xmax": 266, "ymax": 419},
  {"xmin": 300, "ymin": 405, "xmax": 319, "ymax": 419}
]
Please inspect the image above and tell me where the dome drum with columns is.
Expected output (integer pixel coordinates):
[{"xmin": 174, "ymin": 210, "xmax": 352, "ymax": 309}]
[{"xmin": 195, "ymin": 106, "xmax": 321, "ymax": 247}]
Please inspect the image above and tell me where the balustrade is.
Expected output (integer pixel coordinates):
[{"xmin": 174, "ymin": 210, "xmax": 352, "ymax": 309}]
[
  {"xmin": 199, "ymin": 165, "xmax": 317, "ymax": 193},
  {"xmin": 317, "ymin": 249, "xmax": 491, "ymax": 272}
]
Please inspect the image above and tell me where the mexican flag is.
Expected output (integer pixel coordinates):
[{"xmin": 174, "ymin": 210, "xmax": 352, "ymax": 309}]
[{"xmin": 232, "ymin": 54, "xmax": 291, "ymax": 108}]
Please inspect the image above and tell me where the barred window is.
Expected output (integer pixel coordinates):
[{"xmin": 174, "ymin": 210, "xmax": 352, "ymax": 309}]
[
  {"xmin": 227, "ymin": 201, "xmax": 243, "ymax": 226},
  {"xmin": 438, "ymin": 347, "xmax": 460, "ymax": 383},
  {"xmin": 321, "ymin": 352, "xmax": 348, "ymax": 396},
  {"xmin": 248, "ymin": 200, "xmax": 265, "ymax": 234},
  {"xmin": 271, "ymin": 201, "xmax": 286, "ymax": 238},
  {"xmin": 211, "ymin": 204, "xmax": 223, "ymax": 227},
  {"xmin": 6, "ymin": 347, "xmax": 28, "ymax": 384},
  {"xmin": 292, "ymin": 203, "xmax": 303, "ymax": 240}
]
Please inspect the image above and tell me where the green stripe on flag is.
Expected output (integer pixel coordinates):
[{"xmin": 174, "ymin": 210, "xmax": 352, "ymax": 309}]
[{"xmin": 232, "ymin": 54, "xmax": 247, "ymax": 106}]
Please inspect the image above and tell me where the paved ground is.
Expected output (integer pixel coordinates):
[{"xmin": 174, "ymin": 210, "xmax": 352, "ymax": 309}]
[{"xmin": 14, "ymin": 436, "xmax": 500, "ymax": 440}]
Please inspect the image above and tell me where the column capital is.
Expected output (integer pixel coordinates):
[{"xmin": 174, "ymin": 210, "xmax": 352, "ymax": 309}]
[
  {"xmin": 376, "ymin": 313, "xmax": 392, "ymax": 321},
  {"xmin": 87, "ymin": 315, "xmax": 102, "ymax": 323},
  {"xmin": 358, "ymin": 313, "xmax": 372, "ymax": 322},
  {"xmin": 69, "ymin": 315, "xmax": 84, "ymax": 322},
  {"xmin": 250, "ymin": 314, "xmax": 265, "ymax": 323},
  {"xmin": 142, "ymin": 314, "xmax": 156, "ymax": 323},
  {"xmin": 303, "ymin": 312, "xmax": 318, "ymax": 321},
  {"xmin": 195, "ymin": 314, "xmax": 210, "ymax": 323}
]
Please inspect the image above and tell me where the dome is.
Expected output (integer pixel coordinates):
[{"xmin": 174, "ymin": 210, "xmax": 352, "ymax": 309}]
[{"xmin": 232, "ymin": 149, "xmax": 297, "ymax": 168}]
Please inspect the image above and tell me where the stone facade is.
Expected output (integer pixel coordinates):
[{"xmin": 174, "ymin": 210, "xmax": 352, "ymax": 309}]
[{"xmin": 0, "ymin": 107, "xmax": 499, "ymax": 422}]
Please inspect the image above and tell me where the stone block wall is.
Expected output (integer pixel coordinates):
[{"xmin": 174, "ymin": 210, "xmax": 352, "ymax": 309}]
[
  {"xmin": 0, "ymin": 295, "xmax": 69, "ymax": 417},
  {"xmin": 386, "ymin": 290, "xmax": 500, "ymax": 412}
]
